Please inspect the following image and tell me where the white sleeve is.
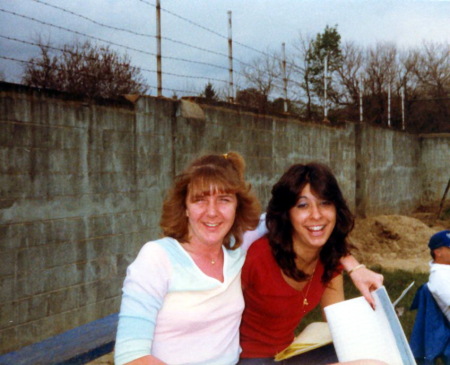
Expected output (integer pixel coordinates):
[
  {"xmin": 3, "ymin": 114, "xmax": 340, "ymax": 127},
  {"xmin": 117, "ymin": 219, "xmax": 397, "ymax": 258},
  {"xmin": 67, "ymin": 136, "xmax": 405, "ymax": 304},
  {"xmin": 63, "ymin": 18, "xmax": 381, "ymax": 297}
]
[
  {"xmin": 241, "ymin": 213, "xmax": 268, "ymax": 252},
  {"xmin": 428, "ymin": 265, "xmax": 450, "ymax": 322},
  {"xmin": 115, "ymin": 243, "xmax": 171, "ymax": 365}
]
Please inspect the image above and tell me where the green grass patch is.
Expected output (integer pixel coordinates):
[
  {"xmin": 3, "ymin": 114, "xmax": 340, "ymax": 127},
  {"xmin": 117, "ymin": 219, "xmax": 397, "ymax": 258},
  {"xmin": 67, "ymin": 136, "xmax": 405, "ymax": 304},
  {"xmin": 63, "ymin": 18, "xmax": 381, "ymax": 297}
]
[{"xmin": 296, "ymin": 266, "xmax": 429, "ymax": 340}]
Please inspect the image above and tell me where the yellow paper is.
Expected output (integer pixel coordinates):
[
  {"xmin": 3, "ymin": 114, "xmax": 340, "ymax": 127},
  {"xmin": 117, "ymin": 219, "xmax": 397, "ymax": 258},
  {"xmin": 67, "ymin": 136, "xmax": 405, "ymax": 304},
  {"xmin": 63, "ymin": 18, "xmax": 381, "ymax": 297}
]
[{"xmin": 274, "ymin": 322, "xmax": 332, "ymax": 361}]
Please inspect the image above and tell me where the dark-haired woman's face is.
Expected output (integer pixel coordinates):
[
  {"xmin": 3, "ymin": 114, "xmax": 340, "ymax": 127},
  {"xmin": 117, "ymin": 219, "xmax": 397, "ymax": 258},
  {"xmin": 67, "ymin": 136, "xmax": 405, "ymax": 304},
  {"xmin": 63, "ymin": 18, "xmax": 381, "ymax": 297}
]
[{"xmin": 289, "ymin": 183, "xmax": 336, "ymax": 250}]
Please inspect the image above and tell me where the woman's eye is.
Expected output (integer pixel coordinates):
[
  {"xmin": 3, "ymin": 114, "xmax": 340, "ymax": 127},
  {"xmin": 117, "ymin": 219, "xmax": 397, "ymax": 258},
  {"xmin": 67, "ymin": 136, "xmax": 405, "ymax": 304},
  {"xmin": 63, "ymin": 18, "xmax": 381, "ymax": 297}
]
[
  {"xmin": 296, "ymin": 203, "xmax": 307, "ymax": 209},
  {"xmin": 321, "ymin": 200, "xmax": 333, "ymax": 206}
]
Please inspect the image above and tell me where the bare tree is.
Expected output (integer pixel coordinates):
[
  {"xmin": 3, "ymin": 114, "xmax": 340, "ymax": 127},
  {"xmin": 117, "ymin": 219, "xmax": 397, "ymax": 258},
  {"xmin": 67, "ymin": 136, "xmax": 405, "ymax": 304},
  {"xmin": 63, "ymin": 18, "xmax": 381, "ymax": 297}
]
[
  {"xmin": 338, "ymin": 42, "xmax": 365, "ymax": 100},
  {"xmin": 363, "ymin": 42, "xmax": 398, "ymax": 125},
  {"xmin": 413, "ymin": 42, "xmax": 450, "ymax": 98},
  {"xmin": 22, "ymin": 40, "xmax": 148, "ymax": 99},
  {"xmin": 335, "ymin": 41, "xmax": 365, "ymax": 120},
  {"xmin": 241, "ymin": 50, "xmax": 283, "ymax": 101},
  {"xmin": 396, "ymin": 48, "xmax": 422, "ymax": 129},
  {"xmin": 291, "ymin": 33, "xmax": 315, "ymax": 119},
  {"xmin": 408, "ymin": 41, "xmax": 450, "ymax": 132},
  {"xmin": 398, "ymin": 48, "xmax": 421, "ymax": 98}
]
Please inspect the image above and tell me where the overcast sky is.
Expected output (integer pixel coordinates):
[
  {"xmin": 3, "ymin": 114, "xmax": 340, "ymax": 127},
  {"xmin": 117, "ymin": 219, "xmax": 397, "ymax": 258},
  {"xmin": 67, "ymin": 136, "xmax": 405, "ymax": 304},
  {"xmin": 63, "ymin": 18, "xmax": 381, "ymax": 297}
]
[{"xmin": 1, "ymin": 0, "xmax": 449, "ymax": 96}]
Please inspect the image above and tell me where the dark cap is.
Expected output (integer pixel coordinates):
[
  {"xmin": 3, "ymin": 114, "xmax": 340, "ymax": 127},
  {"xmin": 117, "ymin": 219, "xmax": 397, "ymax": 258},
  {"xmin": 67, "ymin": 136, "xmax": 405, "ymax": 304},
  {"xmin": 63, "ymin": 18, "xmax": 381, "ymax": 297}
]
[{"xmin": 428, "ymin": 230, "xmax": 450, "ymax": 250}]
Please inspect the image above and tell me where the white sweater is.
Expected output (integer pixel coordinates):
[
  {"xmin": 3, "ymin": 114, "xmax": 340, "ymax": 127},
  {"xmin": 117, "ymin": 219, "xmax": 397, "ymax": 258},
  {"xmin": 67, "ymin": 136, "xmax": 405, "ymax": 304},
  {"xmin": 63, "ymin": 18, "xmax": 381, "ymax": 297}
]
[
  {"xmin": 115, "ymin": 237, "xmax": 245, "ymax": 365},
  {"xmin": 115, "ymin": 215, "xmax": 268, "ymax": 365},
  {"xmin": 428, "ymin": 261, "xmax": 450, "ymax": 322}
]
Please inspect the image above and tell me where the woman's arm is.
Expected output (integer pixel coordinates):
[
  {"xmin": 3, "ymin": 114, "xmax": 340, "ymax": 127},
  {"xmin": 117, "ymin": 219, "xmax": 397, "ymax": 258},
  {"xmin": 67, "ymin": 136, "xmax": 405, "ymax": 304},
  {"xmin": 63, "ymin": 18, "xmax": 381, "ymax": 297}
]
[
  {"xmin": 115, "ymin": 243, "xmax": 170, "ymax": 365},
  {"xmin": 241, "ymin": 213, "xmax": 268, "ymax": 251},
  {"xmin": 339, "ymin": 255, "xmax": 384, "ymax": 309},
  {"xmin": 320, "ymin": 274, "xmax": 344, "ymax": 319},
  {"xmin": 322, "ymin": 275, "xmax": 388, "ymax": 365}
]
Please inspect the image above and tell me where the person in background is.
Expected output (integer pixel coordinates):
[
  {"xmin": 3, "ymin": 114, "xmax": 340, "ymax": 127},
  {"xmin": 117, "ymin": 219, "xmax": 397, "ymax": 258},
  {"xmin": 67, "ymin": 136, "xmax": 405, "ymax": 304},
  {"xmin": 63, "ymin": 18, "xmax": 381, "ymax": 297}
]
[
  {"xmin": 409, "ymin": 229, "xmax": 450, "ymax": 363},
  {"xmin": 238, "ymin": 162, "xmax": 384, "ymax": 364},
  {"xmin": 427, "ymin": 230, "xmax": 450, "ymax": 322},
  {"xmin": 115, "ymin": 153, "xmax": 383, "ymax": 365}
]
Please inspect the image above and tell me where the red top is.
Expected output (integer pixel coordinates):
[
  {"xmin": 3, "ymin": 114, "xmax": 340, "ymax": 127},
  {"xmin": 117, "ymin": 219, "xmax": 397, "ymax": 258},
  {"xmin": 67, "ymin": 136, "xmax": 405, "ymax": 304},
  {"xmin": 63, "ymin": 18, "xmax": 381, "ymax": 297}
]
[{"xmin": 239, "ymin": 236, "xmax": 339, "ymax": 358}]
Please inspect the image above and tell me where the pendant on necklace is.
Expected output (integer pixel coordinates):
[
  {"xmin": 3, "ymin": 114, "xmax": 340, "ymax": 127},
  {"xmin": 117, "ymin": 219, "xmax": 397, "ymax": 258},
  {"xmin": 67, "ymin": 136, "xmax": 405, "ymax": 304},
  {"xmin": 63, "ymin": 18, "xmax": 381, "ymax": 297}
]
[{"xmin": 303, "ymin": 298, "xmax": 308, "ymax": 306}]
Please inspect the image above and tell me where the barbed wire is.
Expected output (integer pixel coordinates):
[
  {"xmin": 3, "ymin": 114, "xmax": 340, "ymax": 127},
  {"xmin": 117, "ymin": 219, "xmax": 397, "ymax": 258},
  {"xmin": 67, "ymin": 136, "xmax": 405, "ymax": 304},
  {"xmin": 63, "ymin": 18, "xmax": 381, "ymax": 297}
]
[
  {"xmin": 29, "ymin": 0, "xmax": 250, "ymax": 65},
  {"xmin": 137, "ymin": 0, "xmax": 227, "ymax": 40},
  {"xmin": 0, "ymin": 6, "xmax": 248, "ymax": 80},
  {"xmin": 30, "ymin": 0, "xmax": 154, "ymax": 38},
  {"xmin": 0, "ymin": 1, "xmax": 447, "ymax": 132},
  {"xmin": 0, "ymin": 1, "xmax": 291, "ymax": 97},
  {"xmin": 0, "ymin": 34, "xmax": 231, "ymax": 85},
  {"xmin": 0, "ymin": 54, "xmax": 204, "ymax": 96},
  {"xmin": 0, "ymin": 54, "xmax": 147, "ymax": 88},
  {"xmin": 0, "ymin": 8, "xmax": 156, "ymax": 56}
]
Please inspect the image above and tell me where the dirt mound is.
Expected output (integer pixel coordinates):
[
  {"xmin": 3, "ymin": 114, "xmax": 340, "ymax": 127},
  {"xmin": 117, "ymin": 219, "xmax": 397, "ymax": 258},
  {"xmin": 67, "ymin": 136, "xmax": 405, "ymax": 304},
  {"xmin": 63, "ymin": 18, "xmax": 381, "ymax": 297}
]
[{"xmin": 349, "ymin": 215, "xmax": 440, "ymax": 273}]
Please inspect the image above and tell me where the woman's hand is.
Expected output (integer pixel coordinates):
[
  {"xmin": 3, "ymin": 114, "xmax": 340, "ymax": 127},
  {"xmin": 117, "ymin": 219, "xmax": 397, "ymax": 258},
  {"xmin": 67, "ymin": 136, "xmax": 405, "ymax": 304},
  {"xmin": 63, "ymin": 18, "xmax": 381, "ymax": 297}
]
[
  {"xmin": 125, "ymin": 355, "xmax": 166, "ymax": 365},
  {"xmin": 340, "ymin": 255, "xmax": 384, "ymax": 309},
  {"xmin": 350, "ymin": 265, "xmax": 384, "ymax": 308},
  {"xmin": 329, "ymin": 360, "xmax": 388, "ymax": 365}
]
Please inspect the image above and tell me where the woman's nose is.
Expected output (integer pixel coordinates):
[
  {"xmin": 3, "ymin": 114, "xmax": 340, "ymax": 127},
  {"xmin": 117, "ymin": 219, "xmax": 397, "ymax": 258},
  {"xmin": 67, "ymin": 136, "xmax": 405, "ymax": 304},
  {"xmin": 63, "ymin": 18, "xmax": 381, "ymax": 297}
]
[
  {"xmin": 310, "ymin": 204, "xmax": 322, "ymax": 219},
  {"xmin": 206, "ymin": 201, "xmax": 218, "ymax": 216}
]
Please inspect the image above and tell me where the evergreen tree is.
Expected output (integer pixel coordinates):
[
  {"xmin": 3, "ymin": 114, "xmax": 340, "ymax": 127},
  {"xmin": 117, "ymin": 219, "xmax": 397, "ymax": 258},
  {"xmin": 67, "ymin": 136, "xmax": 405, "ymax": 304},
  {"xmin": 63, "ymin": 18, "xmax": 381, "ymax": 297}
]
[
  {"xmin": 306, "ymin": 25, "xmax": 343, "ymax": 105},
  {"xmin": 202, "ymin": 82, "xmax": 218, "ymax": 101}
]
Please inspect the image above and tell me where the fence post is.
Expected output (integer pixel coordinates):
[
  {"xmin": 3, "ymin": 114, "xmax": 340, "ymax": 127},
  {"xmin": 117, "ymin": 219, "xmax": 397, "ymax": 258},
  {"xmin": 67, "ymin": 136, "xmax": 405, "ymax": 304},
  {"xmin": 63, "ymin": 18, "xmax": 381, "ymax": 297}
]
[
  {"xmin": 156, "ymin": 0, "xmax": 162, "ymax": 96},
  {"xmin": 227, "ymin": 11, "xmax": 234, "ymax": 102},
  {"xmin": 282, "ymin": 42, "xmax": 288, "ymax": 112}
]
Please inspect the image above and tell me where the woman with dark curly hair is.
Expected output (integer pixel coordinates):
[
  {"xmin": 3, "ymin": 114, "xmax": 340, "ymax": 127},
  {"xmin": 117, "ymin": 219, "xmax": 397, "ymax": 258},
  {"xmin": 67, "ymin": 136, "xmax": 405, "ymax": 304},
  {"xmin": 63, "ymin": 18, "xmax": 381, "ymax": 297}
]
[{"xmin": 238, "ymin": 162, "xmax": 382, "ymax": 364}]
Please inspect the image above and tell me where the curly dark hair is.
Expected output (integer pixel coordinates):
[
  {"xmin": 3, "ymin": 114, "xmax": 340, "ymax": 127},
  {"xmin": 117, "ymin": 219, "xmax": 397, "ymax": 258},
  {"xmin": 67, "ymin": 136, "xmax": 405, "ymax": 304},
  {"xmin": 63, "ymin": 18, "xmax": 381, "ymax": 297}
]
[
  {"xmin": 160, "ymin": 152, "xmax": 261, "ymax": 249},
  {"xmin": 266, "ymin": 162, "xmax": 353, "ymax": 283}
]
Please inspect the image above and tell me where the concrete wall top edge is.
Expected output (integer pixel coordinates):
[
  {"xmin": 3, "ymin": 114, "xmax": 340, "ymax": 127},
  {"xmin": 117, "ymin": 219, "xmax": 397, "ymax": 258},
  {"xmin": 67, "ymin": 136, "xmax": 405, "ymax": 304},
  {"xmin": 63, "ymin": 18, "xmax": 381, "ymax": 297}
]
[{"xmin": 0, "ymin": 82, "xmax": 135, "ymax": 110}]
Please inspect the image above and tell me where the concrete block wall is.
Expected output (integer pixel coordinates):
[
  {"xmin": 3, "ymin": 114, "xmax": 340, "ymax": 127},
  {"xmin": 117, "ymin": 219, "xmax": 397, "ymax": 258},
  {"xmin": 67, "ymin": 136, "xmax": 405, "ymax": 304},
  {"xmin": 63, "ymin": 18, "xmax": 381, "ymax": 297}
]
[
  {"xmin": 0, "ymin": 85, "xmax": 173, "ymax": 353},
  {"xmin": 181, "ymin": 103, "xmax": 357, "ymax": 212},
  {"xmin": 1, "ymin": 83, "xmax": 449, "ymax": 354},
  {"xmin": 420, "ymin": 134, "xmax": 450, "ymax": 203},
  {"xmin": 354, "ymin": 124, "xmax": 423, "ymax": 216}
]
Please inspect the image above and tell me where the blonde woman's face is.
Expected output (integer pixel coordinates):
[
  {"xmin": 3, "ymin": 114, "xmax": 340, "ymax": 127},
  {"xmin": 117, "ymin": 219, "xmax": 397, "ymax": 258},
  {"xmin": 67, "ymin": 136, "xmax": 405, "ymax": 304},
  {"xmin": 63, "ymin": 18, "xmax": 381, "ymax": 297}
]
[{"xmin": 186, "ymin": 188, "xmax": 237, "ymax": 247}]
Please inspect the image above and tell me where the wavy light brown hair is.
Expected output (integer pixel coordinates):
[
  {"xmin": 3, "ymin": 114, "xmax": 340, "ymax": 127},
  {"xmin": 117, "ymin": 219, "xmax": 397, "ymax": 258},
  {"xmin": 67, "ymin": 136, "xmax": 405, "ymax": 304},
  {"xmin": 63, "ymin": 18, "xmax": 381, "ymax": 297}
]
[
  {"xmin": 160, "ymin": 152, "xmax": 261, "ymax": 249},
  {"xmin": 266, "ymin": 162, "xmax": 353, "ymax": 283}
]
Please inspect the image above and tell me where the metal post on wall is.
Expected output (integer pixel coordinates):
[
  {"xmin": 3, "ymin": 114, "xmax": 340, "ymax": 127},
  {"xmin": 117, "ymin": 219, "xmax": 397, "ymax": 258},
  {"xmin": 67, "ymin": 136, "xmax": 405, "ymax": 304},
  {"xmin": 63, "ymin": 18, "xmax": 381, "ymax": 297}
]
[
  {"xmin": 359, "ymin": 75, "xmax": 364, "ymax": 123},
  {"xmin": 282, "ymin": 42, "xmax": 288, "ymax": 112},
  {"xmin": 387, "ymin": 79, "xmax": 391, "ymax": 127},
  {"xmin": 227, "ymin": 11, "xmax": 234, "ymax": 102},
  {"xmin": 323, "ymin": 54, "xmax": 328, "ymax": 121},
  {"xmin": 156, "ymin": 0, "xmax": 162, "ymax": 97},
  {"xmin": 401, "ymin": 86, "xmax": 405, "ymax": 130}
]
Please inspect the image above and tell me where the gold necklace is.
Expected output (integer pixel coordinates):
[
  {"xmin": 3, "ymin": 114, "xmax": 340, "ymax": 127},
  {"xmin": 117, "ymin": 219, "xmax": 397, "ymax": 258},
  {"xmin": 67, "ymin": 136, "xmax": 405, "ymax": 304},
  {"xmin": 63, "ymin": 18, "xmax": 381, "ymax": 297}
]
[
  {"xmin": 184, "ymin": 244, "xmax": 222, "ymax": 265},
  {"xmin": 301, "ymin": 263, "xmax": 317, "ymax": 309},
  {"xmin": 210, "ymin": 249, "xmax": 223, "ymax": 265}
]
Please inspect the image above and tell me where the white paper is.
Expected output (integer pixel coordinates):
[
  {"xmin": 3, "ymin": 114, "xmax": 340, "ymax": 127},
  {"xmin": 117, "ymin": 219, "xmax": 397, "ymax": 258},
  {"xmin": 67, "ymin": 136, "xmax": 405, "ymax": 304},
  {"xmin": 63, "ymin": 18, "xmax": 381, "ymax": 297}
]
[{"xmin": 324, "ymin": 286, "xmax": 415, "ymax": 365}]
